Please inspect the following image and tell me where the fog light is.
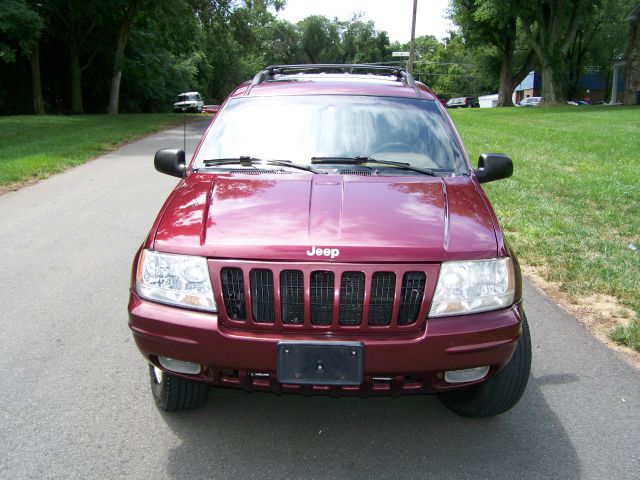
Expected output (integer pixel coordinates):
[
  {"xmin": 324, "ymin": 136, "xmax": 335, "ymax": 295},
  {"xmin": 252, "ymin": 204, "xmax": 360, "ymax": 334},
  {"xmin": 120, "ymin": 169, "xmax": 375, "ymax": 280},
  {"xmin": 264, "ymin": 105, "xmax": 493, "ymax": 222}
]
[
  {"xmin": 158, "ymin": 356, "xmax": 201, "ymax": 375},
  {"xmin": 444, "ymin": 366, "xmax": 490, "ymax": 384}
]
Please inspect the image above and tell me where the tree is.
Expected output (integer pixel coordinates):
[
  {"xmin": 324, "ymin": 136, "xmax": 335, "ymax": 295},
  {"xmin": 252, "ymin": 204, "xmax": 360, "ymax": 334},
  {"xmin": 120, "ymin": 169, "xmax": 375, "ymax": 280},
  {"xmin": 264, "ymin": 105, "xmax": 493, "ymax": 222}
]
[
  {"xmin": 108, "ymin": 0, "xmax": 141, "ymax": 114},
  {"xmin": 624, "ymin": 3, "xmax": 639, "ymax": 104},
  {"xmin": 450, "ymin": 0, "xmax": 534, "ymax": 106},
  {"xmin": 119, "ymin": 1, "xmax": 203, "ymax": 111},
  {"xmin": 518, "ymin": 0, "xmax": 600, "ymax": 104},
  {"xmin": 298, "ymin": 15, "xmax": 342, "ymax": 63},
  {"xmin": 408, "ymin": 33, "xmax": 496, "ymax": 99},
  {"xmin": 341, "ymin": 15, "xmax": 390, "ymax": 63},
  {"xmin": 46, "ymin": 0, "xmax": 106, "ymax": 114},
  {"xmin": 0, "ymin": 0, "xmax": 45, "ymax": 113},
  {"xmin": 563, "ymin": 0, "xmax": 634, "ymax": 100},
  {"xmin": 259, "ymin": 19, "xmax": 304, "ymax": 65}
]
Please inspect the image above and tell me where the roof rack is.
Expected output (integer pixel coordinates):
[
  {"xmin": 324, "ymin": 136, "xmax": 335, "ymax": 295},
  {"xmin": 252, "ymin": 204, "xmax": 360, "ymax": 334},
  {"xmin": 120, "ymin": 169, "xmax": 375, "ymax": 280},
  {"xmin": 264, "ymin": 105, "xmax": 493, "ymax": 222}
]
[{"xmin": 245, "ymin": 64, "xmax": 422, "ymax": 97}]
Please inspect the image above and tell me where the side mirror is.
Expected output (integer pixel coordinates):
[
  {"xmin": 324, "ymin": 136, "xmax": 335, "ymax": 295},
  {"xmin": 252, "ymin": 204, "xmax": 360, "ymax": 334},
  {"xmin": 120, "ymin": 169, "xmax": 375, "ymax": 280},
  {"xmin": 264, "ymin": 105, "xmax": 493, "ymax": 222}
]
[
  {"xmin": 154, "ymin": 149, "xmax": 186, "ymax": 178},
  {"xmin": 474, "ymin": 153, "xmax": 513, "ymax": 183}
]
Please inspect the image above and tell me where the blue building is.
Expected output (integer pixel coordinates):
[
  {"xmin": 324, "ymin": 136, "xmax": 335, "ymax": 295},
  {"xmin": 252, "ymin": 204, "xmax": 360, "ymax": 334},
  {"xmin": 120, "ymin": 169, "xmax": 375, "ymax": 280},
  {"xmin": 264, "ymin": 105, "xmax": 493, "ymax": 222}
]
[
  {"xmin": 513, "ymin": 71, "xmax": 541, "ymax": 104},
  {"xmin": 513, "ymin": 69, "xmax": 625, "ymax": 103}
]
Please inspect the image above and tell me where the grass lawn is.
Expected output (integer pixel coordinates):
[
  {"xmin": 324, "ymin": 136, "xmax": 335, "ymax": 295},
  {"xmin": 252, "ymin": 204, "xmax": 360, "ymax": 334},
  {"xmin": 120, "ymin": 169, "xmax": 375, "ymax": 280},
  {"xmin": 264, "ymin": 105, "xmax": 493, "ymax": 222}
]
[
  {"xmin": 450, "ymin": 106, "xmax": 639, "ymax": 351},
  {"xmin": 0, "ymin": 114, "xmax": 201, "ymax": 187}
]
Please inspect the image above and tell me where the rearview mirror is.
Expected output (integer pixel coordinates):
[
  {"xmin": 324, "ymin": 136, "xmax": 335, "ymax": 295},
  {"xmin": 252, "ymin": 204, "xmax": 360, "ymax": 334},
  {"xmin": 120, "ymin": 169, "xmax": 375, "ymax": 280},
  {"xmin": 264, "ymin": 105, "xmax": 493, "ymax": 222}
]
[
  {"xmin": 154, "ymin": 149, "xmax": 186, "ymax": 178},
  {"xmin": 474, "ymin": 153, "xmax": 513, "ymax": 183}
]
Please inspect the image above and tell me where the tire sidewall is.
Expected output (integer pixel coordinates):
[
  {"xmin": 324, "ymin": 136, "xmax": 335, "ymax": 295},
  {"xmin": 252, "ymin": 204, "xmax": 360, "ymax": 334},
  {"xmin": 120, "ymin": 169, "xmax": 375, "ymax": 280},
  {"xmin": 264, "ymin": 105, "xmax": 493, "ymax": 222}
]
[{"xmin": 149, "ymin": 364, "xmax": 170, "ymax": 410}]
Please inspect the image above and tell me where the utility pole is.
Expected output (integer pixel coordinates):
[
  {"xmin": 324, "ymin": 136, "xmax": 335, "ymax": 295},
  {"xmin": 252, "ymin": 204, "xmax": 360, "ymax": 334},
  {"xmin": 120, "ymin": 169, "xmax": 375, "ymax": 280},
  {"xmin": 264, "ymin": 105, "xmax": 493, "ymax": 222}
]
[{"xmin": 408, "ymin": 0, "xmax": 418, "ymax": 74}]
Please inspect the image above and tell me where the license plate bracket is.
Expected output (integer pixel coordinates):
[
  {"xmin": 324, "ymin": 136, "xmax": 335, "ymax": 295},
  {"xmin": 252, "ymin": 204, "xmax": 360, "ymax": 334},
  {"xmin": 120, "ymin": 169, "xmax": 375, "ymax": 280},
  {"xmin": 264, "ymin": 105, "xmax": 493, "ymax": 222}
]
[{"xmin": 277, "ymin": 341, "xmax": 364, "ymax": 385}]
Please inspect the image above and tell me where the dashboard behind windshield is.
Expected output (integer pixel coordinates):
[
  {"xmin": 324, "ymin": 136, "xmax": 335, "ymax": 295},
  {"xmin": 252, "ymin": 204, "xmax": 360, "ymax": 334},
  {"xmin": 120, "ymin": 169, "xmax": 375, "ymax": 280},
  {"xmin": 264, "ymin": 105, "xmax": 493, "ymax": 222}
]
[{"xmin": 194, "ymin": 95, "xmax": 467, "ymax": 174}]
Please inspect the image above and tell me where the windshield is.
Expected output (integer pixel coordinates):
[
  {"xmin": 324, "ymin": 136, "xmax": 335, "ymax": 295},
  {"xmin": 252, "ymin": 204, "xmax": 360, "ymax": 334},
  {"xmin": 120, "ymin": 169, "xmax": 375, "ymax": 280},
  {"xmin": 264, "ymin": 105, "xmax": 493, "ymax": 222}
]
[
  {"xmin": 194, "ymin": 95, "xmax": 467, "ymax": 174},
  {"xmin": 178, "ymin": 94, "xmax": 198, "ymax": 102}
]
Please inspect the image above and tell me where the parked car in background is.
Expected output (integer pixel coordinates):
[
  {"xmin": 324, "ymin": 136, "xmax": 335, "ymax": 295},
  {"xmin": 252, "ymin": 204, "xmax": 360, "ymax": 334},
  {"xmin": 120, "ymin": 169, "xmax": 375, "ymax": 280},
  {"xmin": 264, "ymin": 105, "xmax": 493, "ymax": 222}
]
[
  {"xmin": 445, "ymin": 96, "xmax": 479, "ymax": 108},
  {"xmin": 517, "ymin": 97, "xmax": 542, "ymax": 107},
  {"xmin": 173, "ymin": 92, "xmax": 204, "ymax": 113},
  {"xmin": 131, "ymin": 64, "xmax": 530, "ymax": 418},
  {"xmin": 203, "ymin": 104, "xmax": 221, "ymax": 114}
]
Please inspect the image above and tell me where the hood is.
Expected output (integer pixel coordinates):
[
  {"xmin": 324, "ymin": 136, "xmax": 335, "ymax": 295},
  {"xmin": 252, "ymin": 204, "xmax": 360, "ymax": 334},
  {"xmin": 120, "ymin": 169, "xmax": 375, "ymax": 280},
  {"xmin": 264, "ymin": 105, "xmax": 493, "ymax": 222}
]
[{"xmin": 153, "ymin": 173, "xmax": 498, "ymax": 262}]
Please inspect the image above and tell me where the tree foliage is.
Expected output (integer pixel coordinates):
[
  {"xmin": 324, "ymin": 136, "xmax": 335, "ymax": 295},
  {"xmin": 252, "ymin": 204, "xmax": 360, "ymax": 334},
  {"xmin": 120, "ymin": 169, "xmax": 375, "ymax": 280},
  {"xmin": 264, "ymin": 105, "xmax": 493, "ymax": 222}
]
[
  {"xmin": 1, "ymin": 0, "xmax": 636, "ymax": 113},
  {"xmin": 450, "ymin": 0, "xmax": 533, "ymax": 106},
  {"xmin": 2, "ymin": 2, "xmax": 400, "ymax": 114},
  {"xmin": 446, "ymin": 0, "xmax": 636, "ymax": 105},
  {"xmin": 0, "ymin": 0, "xmax": 43, "ymax": 62}
]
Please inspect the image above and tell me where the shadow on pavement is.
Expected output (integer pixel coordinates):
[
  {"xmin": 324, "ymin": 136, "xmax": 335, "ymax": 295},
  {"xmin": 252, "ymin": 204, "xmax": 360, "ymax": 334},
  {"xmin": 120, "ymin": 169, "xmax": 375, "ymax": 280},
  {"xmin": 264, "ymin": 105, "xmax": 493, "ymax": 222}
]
[{"xmin": 159, "ymin": 372, "xmax": 580, "ymax": 479}]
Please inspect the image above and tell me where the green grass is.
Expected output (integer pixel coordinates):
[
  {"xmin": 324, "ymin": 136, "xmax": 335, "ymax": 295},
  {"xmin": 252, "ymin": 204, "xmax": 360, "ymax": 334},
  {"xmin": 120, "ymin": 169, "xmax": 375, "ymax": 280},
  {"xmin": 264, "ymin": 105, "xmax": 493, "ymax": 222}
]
[
  {"xmin": 0, "ymin": 114, "xmax": 200, "ymax": 187},
  {"xmin": 609, "ymin": 320, "xmax": 640, "ymax": 352},
  {"xmin": 449, "ymin": 106, "xmax": 640, "ymax": 336}
]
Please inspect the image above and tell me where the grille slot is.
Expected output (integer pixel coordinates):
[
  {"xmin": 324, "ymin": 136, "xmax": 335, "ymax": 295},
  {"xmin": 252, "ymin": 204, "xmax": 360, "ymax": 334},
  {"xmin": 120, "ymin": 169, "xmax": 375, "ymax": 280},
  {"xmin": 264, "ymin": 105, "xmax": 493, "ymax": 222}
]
[
  {"xmin": 221, "ymin": 267, "xmax": 246, "ymax": 320},
  {"xmin": 368, "ymin": 272, "xmax": 396, "ymax": 326},
  {"xmin": 339, "ymin": 272, "xmax": 365, "ymax": 325},
  {"xmin": 310, "ymin": 271, "xmax": 335, "ymax": 325},
  {"xmin": 250, "ymin": 269, "xmax": 275, "ymax": 322},
  {"xmin": 398, "ymin": 272, "xmax": 426, "ymax": 325},
  {"xmin": 281, "ymin": 270, "xmax": 304, "ymax": 324}
]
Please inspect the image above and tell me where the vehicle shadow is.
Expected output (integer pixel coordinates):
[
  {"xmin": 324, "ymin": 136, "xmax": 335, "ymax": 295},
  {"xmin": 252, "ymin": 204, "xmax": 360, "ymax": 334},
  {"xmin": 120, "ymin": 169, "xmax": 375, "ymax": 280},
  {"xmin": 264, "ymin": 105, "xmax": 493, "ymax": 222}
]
[{"xmin": 160, "ymin": 372, "xmax": 580, "ymax": 479}]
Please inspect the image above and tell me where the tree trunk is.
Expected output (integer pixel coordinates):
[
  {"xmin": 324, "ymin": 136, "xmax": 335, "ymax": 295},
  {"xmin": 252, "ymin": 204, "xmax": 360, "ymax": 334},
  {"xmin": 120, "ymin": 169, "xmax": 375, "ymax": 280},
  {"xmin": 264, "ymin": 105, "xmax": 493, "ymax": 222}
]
[
  {"xmin": 623, "ymin": 13, "xmax": 639, "ymax": 105},
  {"xmin": 519, "ymin": 1, "xmax": 581, "ymax": 106},
  {"xmin": 31, "ymin": 43, "xmax": 45, "ymax": 115},
  {"xmin": 70, "ymin": 37, "xmax": 83, "ymax": 114},
  {"xmin": 498, "ymin": 41, "xmax": 514, "ymax": 107},
  {"xmin": 108, "ymin": 70, "xmax": 122, "ymax": 114},
  {"xmin": 108, "ymin": 1, "xmax": 138, "ymax": 115},
  {"xmin": 541, "ymin": 63, "xmax": 561, "ymax": 105}
]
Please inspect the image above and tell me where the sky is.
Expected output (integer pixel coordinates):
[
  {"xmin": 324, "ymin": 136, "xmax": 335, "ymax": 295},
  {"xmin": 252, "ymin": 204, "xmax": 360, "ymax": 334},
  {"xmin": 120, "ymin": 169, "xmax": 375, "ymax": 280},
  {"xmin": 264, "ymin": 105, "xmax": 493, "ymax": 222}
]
[{"xmin": 275, "ymin": 0, "xmax": 455, "ymax": 44}]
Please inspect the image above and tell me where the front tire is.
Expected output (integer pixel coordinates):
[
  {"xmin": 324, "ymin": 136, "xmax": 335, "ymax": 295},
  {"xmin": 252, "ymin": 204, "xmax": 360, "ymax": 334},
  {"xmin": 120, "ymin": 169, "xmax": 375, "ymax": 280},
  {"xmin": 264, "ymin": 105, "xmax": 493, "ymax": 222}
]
[
  {"xmin": 149, "ymin": 364, "xmax": 209, "ymax": 412},
  {"xmin": 439, "ymin": 313, "xmax": 532, "ymax": 417}
]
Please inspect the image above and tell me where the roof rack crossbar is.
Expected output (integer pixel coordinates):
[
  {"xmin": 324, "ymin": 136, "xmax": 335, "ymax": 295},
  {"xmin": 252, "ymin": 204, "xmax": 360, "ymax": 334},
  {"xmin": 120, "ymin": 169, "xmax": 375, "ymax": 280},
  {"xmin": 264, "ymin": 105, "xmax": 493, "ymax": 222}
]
[{"xmin": 245, "ymin": 64, "xmax": 422, "ymax": 98}]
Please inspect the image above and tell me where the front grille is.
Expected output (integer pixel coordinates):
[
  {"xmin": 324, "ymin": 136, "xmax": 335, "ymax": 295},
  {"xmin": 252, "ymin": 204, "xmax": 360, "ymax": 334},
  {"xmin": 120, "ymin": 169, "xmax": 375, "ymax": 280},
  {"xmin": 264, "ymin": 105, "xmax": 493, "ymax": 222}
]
[{"xmin": 216, "ymin": 263, "xmax": 432, "ymax": 332}]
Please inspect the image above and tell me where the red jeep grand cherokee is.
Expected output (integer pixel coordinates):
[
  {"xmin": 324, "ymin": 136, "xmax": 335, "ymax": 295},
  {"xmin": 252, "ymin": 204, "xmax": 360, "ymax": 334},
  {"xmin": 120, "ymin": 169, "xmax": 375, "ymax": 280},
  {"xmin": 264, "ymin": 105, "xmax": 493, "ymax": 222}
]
[{"xmin": 128, "ymin": 64, "xmax": 531, "ymax": 417}]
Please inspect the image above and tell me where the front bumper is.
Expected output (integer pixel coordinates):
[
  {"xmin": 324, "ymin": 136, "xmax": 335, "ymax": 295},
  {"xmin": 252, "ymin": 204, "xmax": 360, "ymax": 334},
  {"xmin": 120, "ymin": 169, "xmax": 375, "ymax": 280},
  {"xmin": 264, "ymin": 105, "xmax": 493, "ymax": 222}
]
[{"xmin": 128, "ymin": 293, "xmax": 523, "ymax": 395}]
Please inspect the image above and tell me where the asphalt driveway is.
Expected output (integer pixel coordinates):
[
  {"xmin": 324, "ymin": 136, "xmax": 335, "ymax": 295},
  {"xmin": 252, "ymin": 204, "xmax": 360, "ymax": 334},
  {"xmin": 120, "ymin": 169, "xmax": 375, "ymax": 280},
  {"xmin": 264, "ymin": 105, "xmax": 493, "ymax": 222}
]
[{"xmin": 0, "ymin": 119, "xmax": 638, "ymax": 479}]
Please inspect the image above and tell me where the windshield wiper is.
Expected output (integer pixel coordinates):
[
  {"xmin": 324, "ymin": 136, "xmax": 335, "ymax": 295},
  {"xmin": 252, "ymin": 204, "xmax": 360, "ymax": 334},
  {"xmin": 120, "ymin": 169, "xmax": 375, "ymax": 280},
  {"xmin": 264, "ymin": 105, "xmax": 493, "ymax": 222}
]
[
  {"xmin": 311, "ymin": 156, "xmax": 436, "ymax": 176},
  {"xmin": 202, "ymin": 156, "xmax": 320, "ymax": 174}
]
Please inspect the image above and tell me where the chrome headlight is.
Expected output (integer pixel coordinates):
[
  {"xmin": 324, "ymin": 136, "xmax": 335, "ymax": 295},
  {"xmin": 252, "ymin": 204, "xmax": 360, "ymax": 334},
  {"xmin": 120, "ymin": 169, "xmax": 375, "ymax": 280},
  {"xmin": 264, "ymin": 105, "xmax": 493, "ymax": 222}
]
[
  {"xmin": 429, "ymin": 258, "xmax": 515, "ymax": 317},
  {"xmin": 136, "ymin": 249, "xmax": 216, "ymax": 312}
]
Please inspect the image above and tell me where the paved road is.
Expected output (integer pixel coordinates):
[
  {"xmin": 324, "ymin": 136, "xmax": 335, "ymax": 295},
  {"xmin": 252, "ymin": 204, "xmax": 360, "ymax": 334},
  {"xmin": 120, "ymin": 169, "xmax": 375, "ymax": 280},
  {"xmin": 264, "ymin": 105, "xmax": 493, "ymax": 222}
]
[{"xmin": 1, "ymin": 120, "xmax": 638, "ymax": 480}]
